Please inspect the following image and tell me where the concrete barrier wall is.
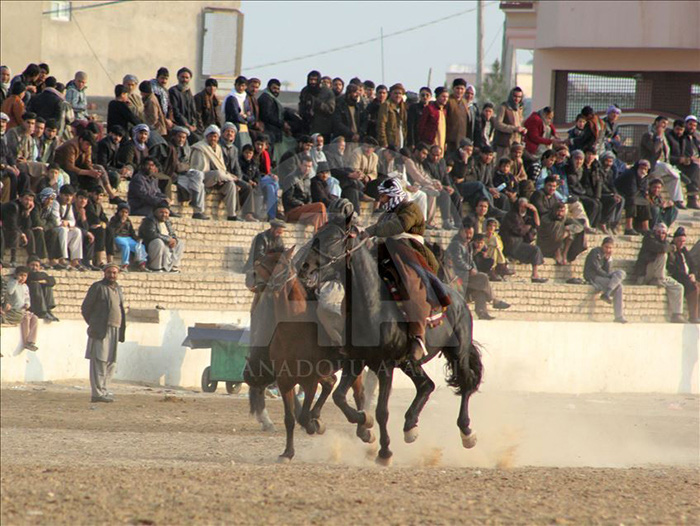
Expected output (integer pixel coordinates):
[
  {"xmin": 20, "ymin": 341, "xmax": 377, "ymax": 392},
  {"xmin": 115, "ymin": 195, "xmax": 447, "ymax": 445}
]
[{"xmin": 1, "ymin": 313, "xmax": 697, "ymax": 394}]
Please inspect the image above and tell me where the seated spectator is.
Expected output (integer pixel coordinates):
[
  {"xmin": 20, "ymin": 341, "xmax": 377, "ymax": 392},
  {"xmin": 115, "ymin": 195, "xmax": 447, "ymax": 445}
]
[
  {"xmin": 347, "ymin": 137, "xmax": 380, "ymax": 204},
  {"xmin": 138, "ymin": 201, "xmax": 185, "ymax": 273},
  {"xmin": 417, "ymin": 86, "xmax": 448, "ymax": 152},
  {"xmin": 37, "ymin": 119, "xmax": 61, "ymax": 164},
  {"xmin": 140, "ymin": 81, "xmax": 167, "ymax": 137},
  {"xmin": 127, "ymin": 157, "xmax": 170, "ymax": 217},
  {"xmin": 162, "ymin": 126, "xmax": 208, "ymax": 220},
  {"xmin": 10, "ymin": 64, "xmax": 40, "ymax": 105},
  {"xmin": 647, "ymin": 178, "xmax": 678, "ymax": 229},
  {"xmin": 583, "ymin": 237, "xmax": 627, "ymax": 323},
  {"xmin": 239, "ymin": 143, "xmax": 265, "ymax": 217},
  {"xmin": 509, "ymin": 143, "xmax": 533, "ymax": 198},
  {"xmin": 107, "ymin": 84, "xmax": 141, "ymax": 133},
  {"xmin": 1, "ymin": 190, "xmax": 36, "ymax": 265},
  {"xmin": 523, "ymin": 106, "xmax": 560, "ymax": 160},
  {"xmin": 2, "ymin": 265, "xmax": 39, "ymax": 351},
  {"xmin": 55, "ymin": 130, "xmax": 120, "ymax": 202},
  {"xmin": 85, "ymin": 186, "xmax": 112, "ymax": 268},
  {"xmin": 472, "ymin": 145, "xmax": 509, "ymax": 213},
  {"xmin": 332, "ymin": 83, "xmax": 367, "ymax": 143},
  {"xmin": 471, "ymin": 233, "xmax": 496, "ymax": 277},
  {"xmin": 633, "ymin": 223, "xmax": 685, "ymax": 323},
  {"xmin": 667, "ymin": 227, "xmax": 700, "ymax": 323},
  {"xmin": 65, "ymin": 71, "xmax": 88, "ymax": 121},
  {"xmin": 169, "ymin": 67, "xmax": 201, "ymax": 143},
  {"xmin": 640, "ymin": 115, "xmax": 685, "ymax": 209},
  {"xmin": 493, "ymin": 87, "xmax": 526, "ymax": 158},
  {"xmin": 108, "ymin": 202, "xmax": 147, "ymax": 272},
  {"xmin": 667, "ymin": 117, "xmax": 700, "ymax": 210},
  {"xmin": 220, "ymin": 123, "xmax": 256, "ymax": 221},
  {"xmin": 404, "ymin": 143, "xmax": 445, "ymax": 227},
  {"xmin": 282, "ymin": 155, "xmax": 327, "ymax": 231},
  {"xmin": 446, "ymin": 221, "xmax": 510, "ymax": 319},
  {"xmin": 27, "ymin": 76, "xmax": 62, "ymax": 125},
  {"xmin": 310, "ymin": 161, "xmax": 337, "ymax": 207},
  {"xmin": 1, "ymin": 111, "xmax": 23, "ymax": 203},
  {"xmin": 0, "ymin": 66, "xmax": 10, "ymax": 106},
  {"xmin": 73, "ymin": 189, "xmax": 98, "ymax": 270},
  {"xmin": 1, "ymin": 82, "xmax": 26, "ymax": 129},
  {"xmin": 500, "ymin": 198, "xmax": 547, "ymax": 282},
  {"xmin": 190, "ymin": 125, "xmax": 239, "ymax": 221},
  {"xmin": 602, "ymin": 105, "xmax": 622, "ymax": 156},
  {"xmin": 424, "ymin": 144, "xmax": 462, "ymax": 229},
  {"xmin": 194, "ymin": 78, "xmax": 221, "ymax": 135},
  {"xmin": 449, "ymin": 138, "xmax": 494, "ymax": 211},
  {"xmin": 615, "ymin": 159, "xmax": 652, "ymax": 235},
  {"xmin": 96, "ymin": 125, "xmax": 128, "ymax": 190},
  {"xmin": 26, "ymin": 255, "xmax": 58, "ymax": 322},
  {"xmin": 5, "ymin": 111, "xmax": 44, "ymax": 193},
  {"xmin": 537, "ymin": 202, "xmax": 586, "ymax": 266},
  {"xmin": 492, "ymin": 157, "xmax": 519, "ymax": 205},
  {"xmin": 253, "ymin": 135, "xmax": 272, "ymax": 175},
  {"xmin": 478, "ymin": 102, "xmax": 495, "ymax": 149},
  {"xmin": 484, "ymin": 217, "xmax": 513, "ymax": 279},
  {"xmin": 566, "ymin": 150, "xmax": 600, "ymax": 232},
  {"xmin": 598, "ymin": 151, "xmax": 625, "ymax": 234}
]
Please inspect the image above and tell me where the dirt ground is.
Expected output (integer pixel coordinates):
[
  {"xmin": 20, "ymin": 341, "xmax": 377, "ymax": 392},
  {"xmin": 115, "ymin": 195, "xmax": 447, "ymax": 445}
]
[{"xmin": 1, "ymin": 381, "xmax": 698, "ymax": 525}]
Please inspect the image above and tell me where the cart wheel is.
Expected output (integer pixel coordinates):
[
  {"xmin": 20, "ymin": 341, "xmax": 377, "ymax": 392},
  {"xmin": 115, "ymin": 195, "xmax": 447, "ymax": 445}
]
[
  {"xmin": 201, "ymin": 366, "xmax": 217, "ymax": 393},
  {"xmin": 225, "ymin": 382, "xmax": 242, "ymax": 395}
]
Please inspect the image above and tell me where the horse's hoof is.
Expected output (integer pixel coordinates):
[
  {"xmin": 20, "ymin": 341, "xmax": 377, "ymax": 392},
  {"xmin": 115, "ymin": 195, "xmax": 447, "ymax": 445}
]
[
  {"xmin": 404, "ymin": 427, "xmax": 419, "ymax": 444},
  {"xmin": 366, "ymin": 430, "xmax": 376, "ymax": 444},
  {"xmin": 262, "ymin": 423, "xmax": 276, "ymax": 433},
  {"xmin": 277, "ymin": 455, "xmax": 292, "ymax": 464},
  {"xmin": 375, "ymin": 454, "xmax": 393, "ymax": 467},
  {"xmin": 461, "ymin": 431, "xmax": 477, "ymax": 449},
  {"xmin": 362, "ymin": 412, "xmax": 374, "ymax": 429},
  {"xmin": 315, "ymin": 419, "xmax": 326, "ymax": 435}
]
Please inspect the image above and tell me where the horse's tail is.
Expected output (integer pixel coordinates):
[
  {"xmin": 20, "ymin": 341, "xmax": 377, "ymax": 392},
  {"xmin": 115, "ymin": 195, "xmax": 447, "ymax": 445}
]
[
  {"xmin": 248, "ymin": 385, "xmax": 266, "ymax": 416},
  {"xmin": 444, "ymin": 340, "xmax": 484, "ymax": 396},
  {"xmin": 243, "ymin": 346, "xmax": 275, "ymax": 389}
]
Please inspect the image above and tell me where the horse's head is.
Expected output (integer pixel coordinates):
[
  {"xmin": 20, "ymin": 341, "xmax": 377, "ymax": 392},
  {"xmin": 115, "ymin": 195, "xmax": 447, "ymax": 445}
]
[
  {"xmin": 298, "ymin": 223, "xmax": 351, "ymax": 286},
  {"xmin": 255, "ymin": 246, "xmax": 296, "ymax": 291}
]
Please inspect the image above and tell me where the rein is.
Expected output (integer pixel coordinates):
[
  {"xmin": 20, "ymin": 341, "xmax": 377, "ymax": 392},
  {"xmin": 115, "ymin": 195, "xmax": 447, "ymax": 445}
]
[{"xmin": 310, "ymin": 225, "xmax": 371, "ymax": 274}]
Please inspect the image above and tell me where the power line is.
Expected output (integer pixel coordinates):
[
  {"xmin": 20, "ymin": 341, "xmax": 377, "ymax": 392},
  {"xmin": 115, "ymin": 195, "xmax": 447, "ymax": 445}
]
[
  {"xmin": 246, "ymin": 1, "xmax": 498, "ymax": 71},
  {"xmin": 42, "ymin": 0, "xmax": 130, "ymax": 17},
  {"xmin": 71, "ymin": 13, "xmax": 116, "ymax": 85}
]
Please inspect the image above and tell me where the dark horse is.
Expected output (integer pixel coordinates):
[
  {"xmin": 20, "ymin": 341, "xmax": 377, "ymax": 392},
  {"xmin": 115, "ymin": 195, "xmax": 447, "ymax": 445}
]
[
  {"xmin": 243, "ymin": 248, "xmax": 372, "ymax": 462},
  {"xmin": 298, "ymin": 223, "xmax": 483, "ymax": 465}
]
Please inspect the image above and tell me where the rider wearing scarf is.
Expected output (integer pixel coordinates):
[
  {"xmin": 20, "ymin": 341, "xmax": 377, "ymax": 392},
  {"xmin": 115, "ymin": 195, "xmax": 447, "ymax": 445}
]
[{"xmin": 365, "ymin": 178, "xmax": 446, "ymax": 361}]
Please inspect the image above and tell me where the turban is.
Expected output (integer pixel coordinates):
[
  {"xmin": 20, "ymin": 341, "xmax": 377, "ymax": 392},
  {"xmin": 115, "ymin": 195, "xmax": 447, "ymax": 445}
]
[{"xmin": 204, "ymin": 124, "xmax": 221, "ymax": 137}]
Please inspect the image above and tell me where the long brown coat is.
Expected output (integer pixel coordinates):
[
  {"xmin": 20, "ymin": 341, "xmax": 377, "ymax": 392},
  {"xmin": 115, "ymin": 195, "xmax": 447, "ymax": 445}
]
[
  {"xmin": 376, "ymin": 100, "xmax": 407, "ymax": 148},
  {"xmin": 143, "ymin": 93, "xmax": 167, "ymax": 136}
]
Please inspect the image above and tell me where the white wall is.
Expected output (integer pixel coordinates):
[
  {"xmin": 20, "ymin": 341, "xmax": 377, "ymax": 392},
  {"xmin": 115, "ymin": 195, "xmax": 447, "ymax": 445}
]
[{"xmin": 1, "ymin": 314, "xmax": 697, "ymax": 394}]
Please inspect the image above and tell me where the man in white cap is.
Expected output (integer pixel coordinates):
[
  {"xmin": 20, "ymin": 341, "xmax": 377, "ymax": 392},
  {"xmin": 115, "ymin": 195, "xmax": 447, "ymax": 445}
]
[
  {"xmin": 190, "ymin": 124, "xmax": 239, "ymax": 220},
  {"xmin": 82, "ymin": 263, "xmax": 126, "ymax": 402}
]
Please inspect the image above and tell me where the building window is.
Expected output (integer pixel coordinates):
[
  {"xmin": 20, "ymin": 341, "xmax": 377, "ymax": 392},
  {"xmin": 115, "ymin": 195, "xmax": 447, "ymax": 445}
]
[
  {"xmin": 50, "ymin": 1, "xmax": 71, "ymax": 22},
  {"xmin": 692, "ymin": 84, "xmax": 700, "ymax": 117}
]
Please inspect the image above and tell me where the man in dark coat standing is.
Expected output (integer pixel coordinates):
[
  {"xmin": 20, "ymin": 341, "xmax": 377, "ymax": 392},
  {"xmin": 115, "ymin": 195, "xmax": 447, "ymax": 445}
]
[
  {"xmin": 667, "ymin": 227, "xmax": 700, "ymax": 323},
  {"xmin": 81, "ymin": 263, "xmax": 126, "ymax": 403}
]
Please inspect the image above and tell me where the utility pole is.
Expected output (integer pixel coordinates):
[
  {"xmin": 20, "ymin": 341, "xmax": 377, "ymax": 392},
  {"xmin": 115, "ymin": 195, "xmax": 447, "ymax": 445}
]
[
  {"xmin": 380, "ymin": 27, "xmax": 385, "ymax": 85},
  {"xmin": 476, "ymin": 0, "xmax": 484, "ymax": 96}
]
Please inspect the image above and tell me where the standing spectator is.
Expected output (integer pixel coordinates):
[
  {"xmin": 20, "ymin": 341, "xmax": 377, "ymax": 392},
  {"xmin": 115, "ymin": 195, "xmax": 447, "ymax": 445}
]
[
  {"xmin": 493, "ymin": 87, "xmax": 527, "ymax": 159},
  {"xmin": 194, "ymin": 78, "xmax": 221, "ymax": 135},
  {"xmin": 583, "ymin": 237, "xmax": 627, "ymax": 323},
  {"xmin": 122, "ymin": 74, "xmax": 144, "ymax": 121},
  {"xmin": 572, "ymin": 106, "xmax": 606, "ymax": 155},
  {"xmin": 245, "ymin": 77, "xmax": 263, "ymax": 139},
  {"xmin": 81, "ymin": 264, "xmax": 126, "ymax": 403},
  {"xmin": 332, "ymin": 78, "xmax": 345, "ymax": 99},
  {"xmin": 3, "ymin": 266, "xmax": 39, "ymax": 351},
  {"xmin": 140, "ymin": 81, "xmax": 167, "ymax": 136},
  {"xmin": 446, "ymin": 222, "xmax": 510, "ymax": 320},
  {"xmin": 244, "ymin": 218, "xmax": 286, "ymax": 290},
  {"xmin": 27, "ymin": 76, "xmax": 63, "ymax": 125},
  {"xmin": 566, "ymin": 150, "xmax": 600, "ymax": 232},
  {"xmin": 667, "ymin": 227, "xmax": 700, "ymax": 324},
  {"xmin": 71, "ymin": 189, "xmax": 96, "ymax": 270},
  {"xmin": 169, "ymin": 67, "xmax": 201, "ymax": 143},
  {"xmin": 282, "ymin": 155, "xmax": 327, "ymax": 231},
  {"xmin": 0, "ymin": 65, "xmax": 11, "ymax": 106},
  {"xmin": 127, "ymin": 157, "xmax": 169, "ymax": 217},
  {"xmin": 616, "ymin": 159, "xmax": 653, "ymax": 235},
  {"xmin": 65, "ymin": 72, "xmax": 89, "ymax": 121},
  {"xmin": 190, "ymin": 125, "xmax": 239, "ymax": 221},
  {"xmin": 633, "ymin": 223, "xmax": 685, "ymax": 323},
  {"xmin": 26, "ymin": 255, "xmax": 58, "ymax": 322},
  {"xmin": 1, "ymin": 190, "xmax": 36, "ymax": 266},
  {"xmin": 366, "ymin": 84, "xmax": 387, "ymax": 140},
  {"xmin": 150, "ymin": 68, "xmax": 173, "ymax": 127},
  {"xmin": 523, "ymin": 106, "xmax": 560, "ymax": 160},
  {"xmin": 602, "ymin": 104, "xmax": 623, "ymax": 155},
  {"xmin": 298, "ymin": 70, "xmax": 321, "ymax": 135},
  {"xmin": 1, "ymin": 82, "xmax": 26, "ymax": 129},
  {"xmin": 407, "ymin": 86, "xmax": 431, "ymax": 148},
  {"xmin": 138, "ymin": 201, "xmax": 185, "ymax": 273},
  {"xmin": 108, "ymin": 203, "xmax": 147, "ymax": 272},
  {"xmin": 445, "ymin": 79, "xmax": 470, "ymax": 153},
  {"xmin": 418, "ymin": 86, "xmax": 448, "ymax": 152},
  {"xmin": 667, "ymin": 117, "xmax": 700, "ymax": 210},
  {"xmin": 85, "ymin": 186, "xmax": 111, "ymax": 268},
  {"xmin": 258, "ymin": 79, "xmax": 289, "ymax": 149},
  {"xmin": 640, "ymin": 115, "xmax": 685, "ymax": 208},
  {"xmin": 537, "ymin": 202, "xmax": 586, "ymax": 266},
  {"xmin": 500, "ymin": 198, "xmax": 547, "ymax": 282},
  {"xmin": 377, "ymin": 83, "xmax": 407, "ymax": 148},
  {"xmin": 478, "ymin": 102, "xmax": 496, "ymax": 149},
  {"xmin": 332, "ymin": 84, "xmax": 367, "ymax": 143},
  {"xmin": 107, "ymin": 84, "xmax": 141, "ymax": 133}
]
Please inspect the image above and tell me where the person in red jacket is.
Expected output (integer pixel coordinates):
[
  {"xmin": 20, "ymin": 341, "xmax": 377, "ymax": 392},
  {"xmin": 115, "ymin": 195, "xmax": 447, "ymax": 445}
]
[
  {"xmin": 524, "ymin": 106, "xmax": 562, "ymax": 160},
  {"xmin": 417, "ymin": 87, "xmax": 449, "ymax": 151}
]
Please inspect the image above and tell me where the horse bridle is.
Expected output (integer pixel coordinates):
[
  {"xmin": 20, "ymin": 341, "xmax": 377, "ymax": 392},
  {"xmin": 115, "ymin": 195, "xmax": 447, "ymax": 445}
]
[
  {"xmin": 308, "ymin": 225, "xmax": 371, "ymax": 274},
  {"xmin": 256, "ymin": 254, "xmax": 297, "ymax": 292}
]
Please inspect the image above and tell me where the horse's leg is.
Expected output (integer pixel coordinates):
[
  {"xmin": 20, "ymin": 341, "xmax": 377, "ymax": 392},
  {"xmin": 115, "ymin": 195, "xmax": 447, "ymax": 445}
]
[
  {"xmin": 249, "ymin": 386, "xmax": 275, "ymax": 432},
  {"xmin": 362, "ymin": 368, "xmax": 378, "ymax": 412},
  {"xmin": 458, "ymin": 390, "xmax": 477, "ymax": 449},
  {"xmin": 351, "ymin": 372, "xmax": 365, "ymax": 411},
  {"xmin": 277, "ymin": 379, "xmax": 298, "ymax": 462},
  {"xmin": 308, "ymin": 374, "xmax": 336, "ymax": 435},
  {"xmin": 298, "ymin": 379, "xmax": 319, "ymax": 435},
  {"xmin": 332, "ymin": 359, "xmax": 374, "ymax": 439},
  {"xmin": 374, "ymin": 363, "xmax": 395, "ymax": 466},
  {"xmin": 398, "ymin": 360, "xmax": 436, "ymax": 443}
]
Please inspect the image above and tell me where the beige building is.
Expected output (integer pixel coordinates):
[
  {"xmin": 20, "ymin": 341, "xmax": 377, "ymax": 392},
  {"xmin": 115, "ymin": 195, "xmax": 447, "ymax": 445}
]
[
  {"xmin": 501, "ymin": 0, "xmax": 700, "ymax": 124},
  {"xmin": 0, "ymin": 0, "xmax": 243, "ymax": 96}
]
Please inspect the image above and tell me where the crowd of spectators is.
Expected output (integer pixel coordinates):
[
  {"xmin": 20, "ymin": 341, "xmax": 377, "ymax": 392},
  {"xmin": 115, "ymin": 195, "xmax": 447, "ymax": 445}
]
[{"xmin": 2, "ymin": 61, "xmax": 700, "ymax": 336}]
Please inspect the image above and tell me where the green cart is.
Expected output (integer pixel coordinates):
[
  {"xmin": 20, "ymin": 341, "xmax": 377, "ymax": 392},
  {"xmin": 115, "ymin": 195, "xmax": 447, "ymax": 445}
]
[{"xmin": 182, "ymin": 325, "xmax": 250, "ymax": 394}]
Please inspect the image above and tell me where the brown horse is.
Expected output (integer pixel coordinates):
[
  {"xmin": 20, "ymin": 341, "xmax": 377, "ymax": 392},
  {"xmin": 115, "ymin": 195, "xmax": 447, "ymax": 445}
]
[{"xmin": 245, "ymin": 247, "xmax": 373, "ymax": 462}]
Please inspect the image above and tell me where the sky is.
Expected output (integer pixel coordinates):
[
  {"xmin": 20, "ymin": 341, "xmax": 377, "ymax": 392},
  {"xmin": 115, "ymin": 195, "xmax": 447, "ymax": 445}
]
[{"xmin": 240, "ymin": 1, "xmax": 506, "ymax": 91}]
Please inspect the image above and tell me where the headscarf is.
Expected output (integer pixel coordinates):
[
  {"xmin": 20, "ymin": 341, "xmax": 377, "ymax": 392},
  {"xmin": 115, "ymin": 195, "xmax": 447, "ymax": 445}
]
[
  {"xmin": 38, "ymin": 187, "xmax": 56, "ymax": 203},
  {"xmin": 505, "ymin": 87, "xmax": 523, "ymax": 111},
  {"xmin": 377, "ymin": 177, "xmax": 407, "ymax": 212},
  {"xmin": 132, "ymin": 123, "xmax": 149, "ymax": 151},
  {"xmin": 310, "ymin": 133, "xmax": 327, "ymax": 167},
  {"xmin": 600, "ymin": 151, "xmax": 616, "ymax": 162},
  {"xmin": 606, "ymin": 105, "xmax": 621, "ymax": 116}
]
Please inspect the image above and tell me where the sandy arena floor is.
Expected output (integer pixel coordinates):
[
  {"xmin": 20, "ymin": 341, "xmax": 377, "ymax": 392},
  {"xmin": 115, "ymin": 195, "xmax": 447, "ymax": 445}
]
[{"xmin": 1, "ymin": 381, "xmax": 698, "ymax": 525}]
